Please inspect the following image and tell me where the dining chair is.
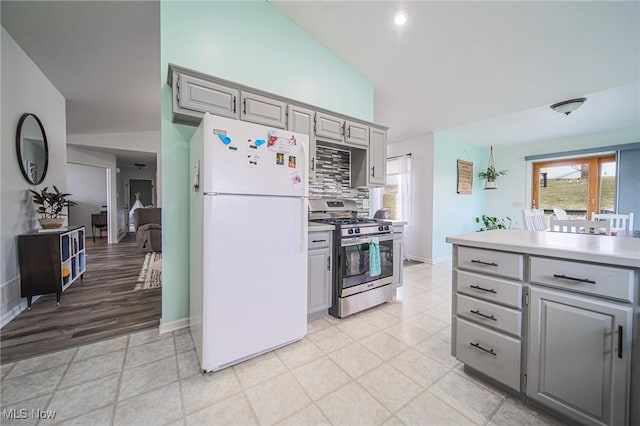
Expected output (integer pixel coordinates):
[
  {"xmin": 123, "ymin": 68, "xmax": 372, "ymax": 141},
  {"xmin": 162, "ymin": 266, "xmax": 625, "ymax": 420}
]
[
  {"xmin": 591, "ymin": 212, "xmax": 634, "ymax": 232},
  {"xmin": 552, "ymin": 208, "xmax": 568, "ymax": 220},
  {"xmin": 549, "ymin": 218, "xmax": 611, "ymax": 235},
  {"xmin": 521, "ymin": 209, "xmax": 547, "ymax": 231}
]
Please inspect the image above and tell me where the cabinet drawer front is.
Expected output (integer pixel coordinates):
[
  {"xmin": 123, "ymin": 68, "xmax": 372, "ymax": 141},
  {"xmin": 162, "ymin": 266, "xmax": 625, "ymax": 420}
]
[
  {"xmin": 457, "ymin": 247, "xmax": 523, "ymax": 280},
  {"xmin": 240, "ymin": 92, "xmax": 287, "ymax": 129},
  {"xmin": 315, "ymin": 112, "xmax": 344, "ymax": 141},
  {"xmin": 344, "ymin": 121, "xmax": 368, "ymax": 147},
  {"xmin": 456, "ymin": 270, "xmax": 522, "ymax": 308},
  {"xmin": 456, "ymin": 294, "xmax": 522, "ymax": 337},
  {"xmin": 529, "ymin": 256, "xmax": 635, "ymax": 302},
  {"xmin": 455, "ymin": 318, "xmax": 521, "ymax": 391},
  {"xmin": 178, "ymin": 74, "xmax": 238, "ymax": 119},
  {"xmin": 308, "ymin": 231, "xmax": 331, "ymax": 250}
]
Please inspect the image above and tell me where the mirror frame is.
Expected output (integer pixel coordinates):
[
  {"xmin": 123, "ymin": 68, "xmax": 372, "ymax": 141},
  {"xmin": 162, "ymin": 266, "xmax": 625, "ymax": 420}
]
[{"xmin": 16, "ymin": 113, "xmax": 49, "ymax": 185}]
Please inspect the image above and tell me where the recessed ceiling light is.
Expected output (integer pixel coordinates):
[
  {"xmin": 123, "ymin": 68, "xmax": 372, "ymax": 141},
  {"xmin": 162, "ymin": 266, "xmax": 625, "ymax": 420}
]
[{"xmin": 394, "ymin": 9, "xmax": 409, "ymax": 26}]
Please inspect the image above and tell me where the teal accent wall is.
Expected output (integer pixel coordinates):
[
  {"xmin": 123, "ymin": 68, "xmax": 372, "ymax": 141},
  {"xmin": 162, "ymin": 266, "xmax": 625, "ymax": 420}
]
[
  {"xmin": 160, "ymin": 1, "xmax": 374, "ymax": 323},
  {"xmin": 432, "ymin": 134, "xmax": 488, "ymax": 260}
]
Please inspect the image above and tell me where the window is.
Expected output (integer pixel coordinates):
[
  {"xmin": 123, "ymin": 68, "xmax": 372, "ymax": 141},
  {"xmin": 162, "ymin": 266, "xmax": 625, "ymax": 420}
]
[
  {"xmin": 532, "ymin": 154, "xmax": 616, "ymax": 219},
  {"xmin": 380, "ymin": 155, "xmax": 411, "ymax": 222}
]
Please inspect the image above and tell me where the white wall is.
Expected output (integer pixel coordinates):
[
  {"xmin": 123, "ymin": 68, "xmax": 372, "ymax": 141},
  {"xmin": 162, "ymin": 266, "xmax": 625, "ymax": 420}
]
[
  {"xmin": 1, "ymin": 27, "xmax": 67, "ymax": 327},
  {"xmin": 387, "ymin": 134, "xmax": 435, "ymax": 262},
  {"xmin": 67, "ymin": 131, "xmax": 161, "ymax": 205},
  {"xmin": 488, "ymin": 126, "xmax": 640, "ymax": 226},
  {"xmin": 67, "ymin": 163, "xmax": 107, "ymax": 239}
]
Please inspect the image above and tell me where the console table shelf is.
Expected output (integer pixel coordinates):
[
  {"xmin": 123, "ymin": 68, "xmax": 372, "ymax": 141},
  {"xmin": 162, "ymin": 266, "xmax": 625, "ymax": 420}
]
[{"xmin": 18, "ymin": 226, "xmax": 86, "ymax": 308}]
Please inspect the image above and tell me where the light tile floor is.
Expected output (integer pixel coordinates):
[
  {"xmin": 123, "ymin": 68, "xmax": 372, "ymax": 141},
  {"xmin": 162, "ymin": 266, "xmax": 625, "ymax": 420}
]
[{"xmin": 0, "ymin": 261, "xmax": 565, "ymax": 425}]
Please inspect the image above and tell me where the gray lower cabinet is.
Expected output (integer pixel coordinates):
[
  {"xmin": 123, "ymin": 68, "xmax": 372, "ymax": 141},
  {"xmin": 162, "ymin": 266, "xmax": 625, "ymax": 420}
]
[
  {"xmin": 315, "ymin": 112, "xmax": 344, "ymax": 142},
  {"xmin": 527, "ymin": 285, "xmax": 632, "ymax": 426},
  {"xmin": 308, "ymin": 230, "xmax": 332, "ymax": 319},
  {"xmin": 287, "ymin": 105, "xmax": 316, "ymax": 181},
  {"xmin": 240, "ymin": 91, "xmax": 287, "ymax": 129},
  {"xmin": 392, "ymin": 225, "xmax": 404, "ymax": 289},
  {"xmin": 176, "ymin": 73, "xmax": 238, "ymax": 121}
]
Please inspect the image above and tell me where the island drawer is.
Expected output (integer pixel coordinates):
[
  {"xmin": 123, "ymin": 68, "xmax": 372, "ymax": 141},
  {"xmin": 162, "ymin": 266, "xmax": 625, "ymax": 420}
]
[
  {"xmin": 529, "ymin": 256, "xmax": 635, "ymax": 303},
  {"xmin": 457, "ymin": 247, "xmax": 524, "ymax": 280},
  {"xmin": 456, "ymin": 270, "xmax": 522, "ymax": 308},
  {"xmin": 308, "ymin": 231, "xmax": 332, "ymax": 250},
  {"xmin": 455, "ymin": 317, "xmax": 521, "ymax": 391},
  {"xmin": 456, "ymin": 294, "xmax": 522, "ymax": 337}
]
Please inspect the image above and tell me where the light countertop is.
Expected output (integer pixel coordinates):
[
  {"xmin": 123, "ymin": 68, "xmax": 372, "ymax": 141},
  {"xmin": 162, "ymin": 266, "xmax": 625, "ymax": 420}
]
[
  {"xmin": 446, "ymin": 229, "xmax": 640, "ymax": 268},
  {"xmin": 308, "ymin": 222, "xmax": 335, "ymax": 232}
]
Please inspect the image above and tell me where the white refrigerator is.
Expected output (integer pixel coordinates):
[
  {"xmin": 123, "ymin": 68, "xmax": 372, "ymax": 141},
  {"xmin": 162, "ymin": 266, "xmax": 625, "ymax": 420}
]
[{"xmin": 190, "ymin": 113, "xmax": 308, "ymax": 373}]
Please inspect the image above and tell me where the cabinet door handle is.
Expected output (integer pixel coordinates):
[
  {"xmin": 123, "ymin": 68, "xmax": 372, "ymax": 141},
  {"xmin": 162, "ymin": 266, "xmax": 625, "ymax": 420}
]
[
  {"xmin": 312, "ymin": 239, "xmax": 326, "ymax": 243},
  {"xmin": 471, "ymin": 259, "xmax": 498, "ymax": 267},
  {"xmin": 372, "ymin": 166, "xmax": 375, "ymax": 177},
  {"xmin": 347, "ymin": 126, "xmax": 351, "ymax": 139},
  {"xmin": 618, "ymin": 325, "xmax": 623, "ymax": 359},
  {"xmin": 470, "ymin": 309, "xmax": 497, "ymax": 321},
  {"xmin": 233, "ymin": 96, "xmax": 236, "ymax": 113},
  {"xmin": 327, "ymin": 256, "xmax": 331, "ymax": 271},
  {"xmin": 243, "ymin": 98, "xmax": 247, "ymax": 115},
  {"xmin": 469, "ymin": 285, "xmax": 497, "ymax": 294},
  {"xmin": 311, "ymin": 158, "xmax": 315, "ymax": 172},
  {"xmin": 552, "ymin": 274, "xmax": 596, "ymax": 284},
  {"xmin": 470, "ymin": 342, "xmax": 497, "ymax": 356}
]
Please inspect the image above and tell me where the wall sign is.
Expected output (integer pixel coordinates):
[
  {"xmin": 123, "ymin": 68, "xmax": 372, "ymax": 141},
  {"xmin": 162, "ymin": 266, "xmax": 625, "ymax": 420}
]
[{"xmin": 457, "ymin": 160, "xmax": 473, "ymax": 194}]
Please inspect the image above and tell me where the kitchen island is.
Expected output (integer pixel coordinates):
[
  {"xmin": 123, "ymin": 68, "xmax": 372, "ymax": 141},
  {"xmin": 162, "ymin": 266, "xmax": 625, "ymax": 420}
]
[{"xmin": 446, "ymin": 229, "xmax": 639, "ymax": 426}]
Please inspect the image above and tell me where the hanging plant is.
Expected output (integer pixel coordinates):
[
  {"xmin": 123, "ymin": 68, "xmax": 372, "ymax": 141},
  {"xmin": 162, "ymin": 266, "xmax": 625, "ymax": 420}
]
[{"xmin": 478, "ymin": 146, "xmax": 507, "ymax": 189}]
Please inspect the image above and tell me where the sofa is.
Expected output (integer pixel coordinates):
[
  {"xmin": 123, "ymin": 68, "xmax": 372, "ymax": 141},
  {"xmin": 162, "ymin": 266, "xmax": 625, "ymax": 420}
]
[{"xmin": 133, "ymin": 207, "xmax": 162, "ymax": 252}]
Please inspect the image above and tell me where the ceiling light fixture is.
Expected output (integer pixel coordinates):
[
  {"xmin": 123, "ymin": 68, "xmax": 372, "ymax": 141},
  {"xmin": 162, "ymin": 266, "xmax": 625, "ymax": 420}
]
[
  {"xmin": 134, "ymin": 163, "xmax": 146, "ymax": 170},
  {"xmin": 550, "ymin": 98, "xmax": 587, "ymax": 116},
  {"xmin": 394, "ymin": 8, "xmax": 409, "ymax": 26}
]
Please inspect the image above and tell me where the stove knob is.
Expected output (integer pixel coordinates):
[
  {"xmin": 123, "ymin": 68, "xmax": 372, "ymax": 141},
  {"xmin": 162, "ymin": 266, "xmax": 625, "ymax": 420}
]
[
  {"xmin": 348, "ymin": 229, "xmax": 354, "ymax": 235},
  {"xmin": 378, "ymin": 226, "xmax": 384, "ymax": 231},
  {"xmin": 355, "ymin": 228, "xmax": 360, "ymax": 234},
  {"xmin": 384, "ymin": 225, "xmax": 390, "ymax": 231}
]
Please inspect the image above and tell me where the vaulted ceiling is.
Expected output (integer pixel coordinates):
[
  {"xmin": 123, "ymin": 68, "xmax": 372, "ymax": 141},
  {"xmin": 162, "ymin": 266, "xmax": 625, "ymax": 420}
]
[{"xmin": 3, "ymin": 1, "xmax": 638, "ymax": 146}]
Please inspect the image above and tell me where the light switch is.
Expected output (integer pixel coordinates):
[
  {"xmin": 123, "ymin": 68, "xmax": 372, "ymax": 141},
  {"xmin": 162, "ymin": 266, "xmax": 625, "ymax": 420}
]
[
  {"xmin": 362, "ymin": 199, "xmax": 370, "ymax": 209},
  {"xmin": 513, "ymin": 201, "xmax": 523, "ymax": 208}
]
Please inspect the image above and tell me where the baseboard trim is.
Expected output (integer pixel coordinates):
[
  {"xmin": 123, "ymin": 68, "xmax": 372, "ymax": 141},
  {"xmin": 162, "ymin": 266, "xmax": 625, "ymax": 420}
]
[
  {"xmin": 159, "ymin": 318, "xmax": 189, "ymax": 334},
  {"xmin": 406, "ymin": 255, "xmax": 428, "ymax": 263},
  {"xmin": 427, "ymin": 256, "xmax": 452, "ymax": 264}
]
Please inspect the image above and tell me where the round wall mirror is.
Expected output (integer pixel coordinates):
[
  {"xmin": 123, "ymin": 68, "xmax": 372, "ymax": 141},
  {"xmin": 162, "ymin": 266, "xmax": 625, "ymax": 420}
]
[{"xmin": 16, "ymin": 113, "xmax": 49, "ymax": 185}]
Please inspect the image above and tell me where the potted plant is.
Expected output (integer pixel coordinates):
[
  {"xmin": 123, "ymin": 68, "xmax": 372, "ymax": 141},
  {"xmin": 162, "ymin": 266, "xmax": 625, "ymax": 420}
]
[
  {"xmin": 475, "ymin": 215, "xmax": 512, "ymax": 231},
  {"xmin": 29, "ymin": 186, "xmax": 77, "ymax": 229},
  {"xmin": 478, "ymin": 146, "xmax": 507, "ymax": 189}
]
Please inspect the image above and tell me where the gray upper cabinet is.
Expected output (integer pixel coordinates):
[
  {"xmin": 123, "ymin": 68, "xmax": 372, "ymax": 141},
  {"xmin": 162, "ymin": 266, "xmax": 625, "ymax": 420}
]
[
  {"xmin": 287, "ymin": 105, "xmax": 316, "ymax": 180},
  {"xmin": 368, "ymin": 128, "xmax": 387, "ymax": 186},
  {"xmin": 315, "ymin": 112, "xmax": 344, "ymax": 142},
  {"xmin": 240, "ymin": 91, "xmax": 287, "ymax": 129},
  {"xmin": 177, "ymin": 73, "xmax": 239, "ymax": 120},
  {"xmin": 344, "ymin": 120, "xmax": 369, "ymax": 148}
]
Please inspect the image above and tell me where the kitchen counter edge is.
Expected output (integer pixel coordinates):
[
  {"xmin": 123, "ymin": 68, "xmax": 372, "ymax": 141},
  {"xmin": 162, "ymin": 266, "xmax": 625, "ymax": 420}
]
[
  {"xmin": 308, "ymin": 223, "xmax": 335, "ymax": 231},
  {"xmin": 446, "ymin": 229, "xmax": 640, "ymax": 269}
]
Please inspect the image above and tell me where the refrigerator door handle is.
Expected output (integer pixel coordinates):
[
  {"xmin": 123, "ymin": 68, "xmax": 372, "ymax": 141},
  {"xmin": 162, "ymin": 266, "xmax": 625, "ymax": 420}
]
[
  {"xmin": 193, "ymin": 161, "xmax": 200, "ymax": 192},
  {"xmin": 301, "ymin": 198, "xmax": 308, "ymax": 253}
]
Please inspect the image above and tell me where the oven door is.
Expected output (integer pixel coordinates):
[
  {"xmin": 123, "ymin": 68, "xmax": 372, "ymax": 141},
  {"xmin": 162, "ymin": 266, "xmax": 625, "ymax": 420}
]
[{"xmin": 339, "ymin": 233, "xmax": 394, "ymax": 297}]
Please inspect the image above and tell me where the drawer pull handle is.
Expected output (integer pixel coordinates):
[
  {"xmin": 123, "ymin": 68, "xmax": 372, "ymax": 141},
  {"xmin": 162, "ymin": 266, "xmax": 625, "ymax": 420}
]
[
  {"xmin": 470, "ymin": 342, "xmax": 497, "ymax": 356},
  {"xmin": 471, "ymin": 259, "xmax": 498, "ymax": 267},
  {"xmin": 470, "ymin": 310, "xmax": 497, "ymax": 321},
  {"xmin": 552, "ymin": 274, "xmax": 596, "ymax": 284},
  {"xmin": 618, "ymin": 325, "xmax": 623, "ymax": 359},
  {"xmin": 312, "ymin": 239, "xmax": 327, "ymax": 243},
  {"xmin": 469, "ymin": 285, "xmax": 497, "ymax": 294}
]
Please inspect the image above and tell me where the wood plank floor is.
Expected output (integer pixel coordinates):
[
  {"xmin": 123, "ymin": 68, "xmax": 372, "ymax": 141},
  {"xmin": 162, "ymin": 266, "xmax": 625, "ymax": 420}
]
[{"xmin": 0, "ymin": 233, "xmax": 161, "ymax": 364}]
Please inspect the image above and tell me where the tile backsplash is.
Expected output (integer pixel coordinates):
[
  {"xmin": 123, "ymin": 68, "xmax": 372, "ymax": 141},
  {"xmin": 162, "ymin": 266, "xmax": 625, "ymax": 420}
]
[{"xmin": 309, "ymin": 145, "xmax": 369, "ymax": 215}]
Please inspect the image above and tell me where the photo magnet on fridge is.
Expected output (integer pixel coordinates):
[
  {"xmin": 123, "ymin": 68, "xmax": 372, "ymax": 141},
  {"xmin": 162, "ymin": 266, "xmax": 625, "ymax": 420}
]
[
  {"xmin": 276, "ymin": 153, "xmax": 284, "ymax": 165},
  {"xmin": 288, "ymin": 155, "xmax": 296, "ymax": 168}
]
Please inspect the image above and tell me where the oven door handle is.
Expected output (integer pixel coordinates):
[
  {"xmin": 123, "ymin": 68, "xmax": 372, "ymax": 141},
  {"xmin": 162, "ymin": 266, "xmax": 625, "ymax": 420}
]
[{"xmin": 341, "ymin": 234, "xmax": 394, "ymax": 247}]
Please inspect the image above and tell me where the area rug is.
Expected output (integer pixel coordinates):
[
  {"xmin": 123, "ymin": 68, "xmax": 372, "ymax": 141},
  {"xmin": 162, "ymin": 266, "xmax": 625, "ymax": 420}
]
[{"xmin": 136, "ymin": 252, "xmax": 162, "ymax": 290}]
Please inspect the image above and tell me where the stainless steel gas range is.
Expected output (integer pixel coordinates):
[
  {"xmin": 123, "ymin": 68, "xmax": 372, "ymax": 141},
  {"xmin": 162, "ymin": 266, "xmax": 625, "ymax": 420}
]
[{"xmin": 309, "ymin": 199, "xmax": 394, "ymax": 318}]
